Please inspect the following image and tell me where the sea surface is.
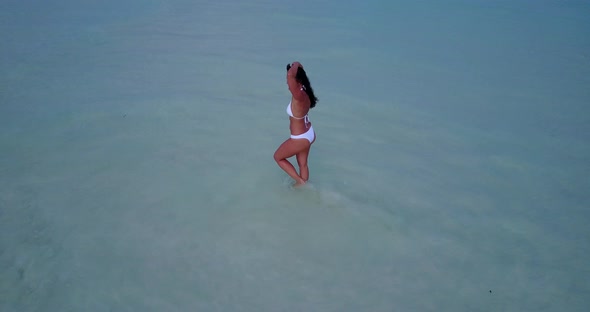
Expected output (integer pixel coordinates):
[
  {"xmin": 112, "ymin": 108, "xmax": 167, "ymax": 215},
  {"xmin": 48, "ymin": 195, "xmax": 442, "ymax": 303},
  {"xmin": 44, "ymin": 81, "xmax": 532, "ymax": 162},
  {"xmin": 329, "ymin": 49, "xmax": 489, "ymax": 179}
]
[{"xmin": 1, "ymin": 0, "xmax": 589, "ymax": 311}]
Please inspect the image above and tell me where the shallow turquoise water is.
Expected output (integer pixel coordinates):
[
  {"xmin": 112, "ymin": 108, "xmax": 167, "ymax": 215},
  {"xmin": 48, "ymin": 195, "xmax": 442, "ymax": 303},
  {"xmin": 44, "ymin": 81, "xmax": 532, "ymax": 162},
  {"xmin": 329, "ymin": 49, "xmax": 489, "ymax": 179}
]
[{"xmin": 1, "ymin": 1, "xmax": 589, "ymax": 311}]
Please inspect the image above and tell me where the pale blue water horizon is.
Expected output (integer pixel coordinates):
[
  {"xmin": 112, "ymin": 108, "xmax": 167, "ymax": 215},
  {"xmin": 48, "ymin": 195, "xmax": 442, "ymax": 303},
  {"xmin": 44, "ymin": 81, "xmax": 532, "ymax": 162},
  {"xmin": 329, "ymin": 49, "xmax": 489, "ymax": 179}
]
[{"xmin": 1, "ymin": 0, "xmax": 589, "ymax": 311}]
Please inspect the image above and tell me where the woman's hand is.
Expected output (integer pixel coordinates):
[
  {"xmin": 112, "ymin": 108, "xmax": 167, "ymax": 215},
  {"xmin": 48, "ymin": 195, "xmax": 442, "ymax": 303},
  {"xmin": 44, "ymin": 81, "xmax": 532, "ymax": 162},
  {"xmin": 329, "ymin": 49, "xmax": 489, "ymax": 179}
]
[
  {"xmin": 291, "ymin": 62, "xmax": 303, "ymax": 70},
  {"xmin": 288, "ymin": 61, "xmax": 302, "ymax": 77}
]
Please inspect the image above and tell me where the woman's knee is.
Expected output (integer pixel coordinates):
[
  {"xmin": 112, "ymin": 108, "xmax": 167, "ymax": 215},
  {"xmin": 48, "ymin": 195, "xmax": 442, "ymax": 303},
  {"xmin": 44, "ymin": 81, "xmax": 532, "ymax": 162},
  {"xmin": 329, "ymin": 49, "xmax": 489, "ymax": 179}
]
[{"xmin": 273, "ymin": 151, "xmax": 282, "ymax": 162}]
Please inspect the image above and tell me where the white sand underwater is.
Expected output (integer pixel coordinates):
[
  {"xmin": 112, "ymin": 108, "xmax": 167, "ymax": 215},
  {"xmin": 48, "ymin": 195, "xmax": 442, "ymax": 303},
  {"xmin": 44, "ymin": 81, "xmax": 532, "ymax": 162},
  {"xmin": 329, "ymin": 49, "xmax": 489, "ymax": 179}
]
[{"xmin": 1, "ymin": 0, "xmax": 589, "ymax": 311}]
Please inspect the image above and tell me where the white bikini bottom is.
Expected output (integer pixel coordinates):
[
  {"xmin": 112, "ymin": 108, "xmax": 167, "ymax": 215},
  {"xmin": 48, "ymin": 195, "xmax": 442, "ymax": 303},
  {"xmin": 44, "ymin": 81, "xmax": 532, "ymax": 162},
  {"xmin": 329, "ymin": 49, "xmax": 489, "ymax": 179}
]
[{"xmin": 290, "ymin": 126, "xmax": 315, "ymax": 144}]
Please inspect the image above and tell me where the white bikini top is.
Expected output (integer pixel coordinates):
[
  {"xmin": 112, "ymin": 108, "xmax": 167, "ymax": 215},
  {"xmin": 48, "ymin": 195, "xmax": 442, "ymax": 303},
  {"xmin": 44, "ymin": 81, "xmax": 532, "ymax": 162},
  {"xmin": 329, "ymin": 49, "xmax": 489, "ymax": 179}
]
[{"xmin": 286, "ymin": 101, "xmax": 310, "ymax": 125}]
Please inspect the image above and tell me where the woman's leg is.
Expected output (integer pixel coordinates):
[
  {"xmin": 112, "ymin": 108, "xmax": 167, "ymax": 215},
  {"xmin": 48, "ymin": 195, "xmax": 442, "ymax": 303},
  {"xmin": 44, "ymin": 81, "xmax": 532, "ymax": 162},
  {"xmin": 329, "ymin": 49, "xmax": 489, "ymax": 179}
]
[
  {"xmin": 296, "ymin": 146, "xmax": 310, "ymax": 182},
  {"xmin": 296, "ymin": 133, "xmax": 315, "ymax": 182},
  {"xmin": 274, "ymin": 138, "xmax": 310, "ymax": 185}
]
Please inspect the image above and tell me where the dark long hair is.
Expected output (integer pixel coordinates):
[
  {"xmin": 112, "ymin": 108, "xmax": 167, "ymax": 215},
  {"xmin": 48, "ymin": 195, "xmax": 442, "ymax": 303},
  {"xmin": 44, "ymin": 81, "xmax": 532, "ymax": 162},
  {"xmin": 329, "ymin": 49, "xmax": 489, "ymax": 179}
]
[{"xmin": 287, "ymin": 64, "xmax": 319, "ymax": 108}]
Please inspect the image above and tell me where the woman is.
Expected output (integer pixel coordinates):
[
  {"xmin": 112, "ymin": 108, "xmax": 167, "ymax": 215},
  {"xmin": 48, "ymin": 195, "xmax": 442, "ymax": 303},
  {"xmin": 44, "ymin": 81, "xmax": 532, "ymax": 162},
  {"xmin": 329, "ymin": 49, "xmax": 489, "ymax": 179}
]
[{"xmin": 273, "ymin": 61, "xmax": 318, "ymax": 187}]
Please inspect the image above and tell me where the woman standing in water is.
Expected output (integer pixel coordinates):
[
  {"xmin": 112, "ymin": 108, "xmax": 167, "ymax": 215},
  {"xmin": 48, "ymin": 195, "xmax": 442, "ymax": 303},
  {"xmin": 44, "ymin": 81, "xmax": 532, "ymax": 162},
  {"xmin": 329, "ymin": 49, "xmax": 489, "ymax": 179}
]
[{"xmin": 274, "ymin": 61, "xmax": 318, "ymax": 187}]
